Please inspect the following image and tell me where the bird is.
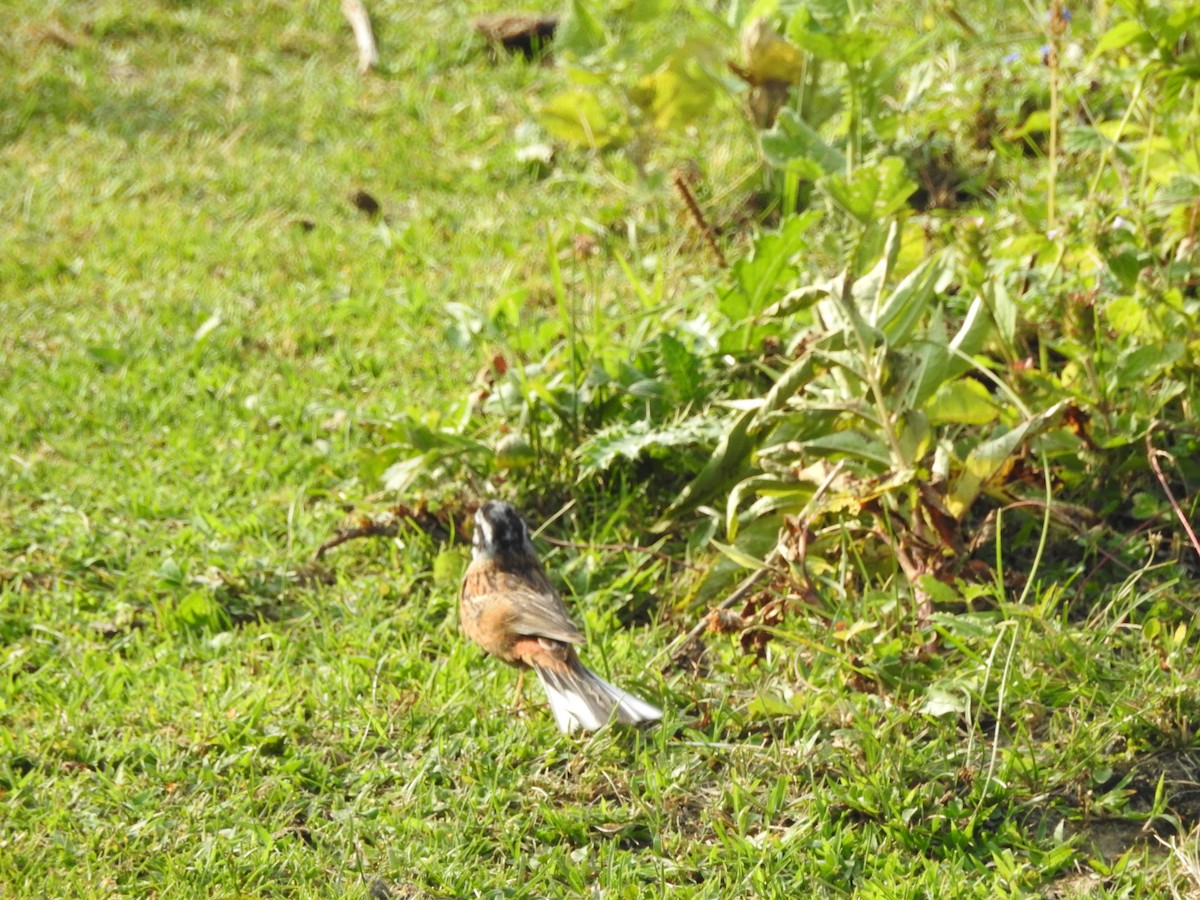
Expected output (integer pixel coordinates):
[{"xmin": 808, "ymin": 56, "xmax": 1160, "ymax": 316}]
[{"xmin": 459, "ymin": 500, "xmax": 662, "ymax": 734}]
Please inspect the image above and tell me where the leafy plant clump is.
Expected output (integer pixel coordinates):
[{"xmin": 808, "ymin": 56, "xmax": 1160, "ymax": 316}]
[{"xmin": 373, "ymin": 0, "xmax": 1200, "ymax": 619}]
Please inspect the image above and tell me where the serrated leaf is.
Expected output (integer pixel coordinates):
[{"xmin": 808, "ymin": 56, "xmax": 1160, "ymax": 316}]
[
  {"xmin": 575, "ymin": 416, "xmax": 723, "ymax": 475},
  {"xmin": 820, "ymin": 157, "xmax": 916, "ymax": 225},
  {"xmin": 761, "ymin": 107, "xmax": 846, "ymax": 175},
  {"xmin": 657, "ymin": 332, "xmax": 701, "ymax": 401}
]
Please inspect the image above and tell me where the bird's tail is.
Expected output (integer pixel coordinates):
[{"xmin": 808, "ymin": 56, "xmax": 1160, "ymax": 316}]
[{"xmin": 534, "ymin": 656, "xmax": 662, "ymax": 734}]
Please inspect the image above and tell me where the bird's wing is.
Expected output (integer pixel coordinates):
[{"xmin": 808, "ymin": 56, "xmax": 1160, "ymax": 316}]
[{"xmin": 504, "ymin": 587, "xmax": 586, "ymax": 645}]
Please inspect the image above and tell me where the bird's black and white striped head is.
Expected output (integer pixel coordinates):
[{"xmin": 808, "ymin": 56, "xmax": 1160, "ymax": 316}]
[{"xmin": 472, "ymin": 500, "xmax": 536, "ymax": 561}]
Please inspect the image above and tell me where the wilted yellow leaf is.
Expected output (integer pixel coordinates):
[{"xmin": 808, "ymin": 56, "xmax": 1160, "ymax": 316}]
[{"xmin": 741, "ymin": 17, "xmax": 805, "ymax": 85}]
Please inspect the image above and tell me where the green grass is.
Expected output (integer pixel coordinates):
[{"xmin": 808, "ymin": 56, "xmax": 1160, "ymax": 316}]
[{"xmin": 3, "ymin": 0, "xmax": 1200, "ymax": 896}]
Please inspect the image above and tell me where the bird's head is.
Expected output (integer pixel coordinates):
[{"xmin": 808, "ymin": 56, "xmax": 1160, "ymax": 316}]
[{"xmin": 472, "ymin": 500, "xmax": 536, "ymax": 561}]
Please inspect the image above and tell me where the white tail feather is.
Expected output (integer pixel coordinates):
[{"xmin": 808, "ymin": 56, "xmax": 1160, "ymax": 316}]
[{"xmin": 535, "ymin": 661, "xmax": 662, "ymax": 734}]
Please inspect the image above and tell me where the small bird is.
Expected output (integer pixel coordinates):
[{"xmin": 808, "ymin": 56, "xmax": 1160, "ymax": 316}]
[{"xmin": 459, "ymin": 500, "xmax": 662, "ymax": 733}]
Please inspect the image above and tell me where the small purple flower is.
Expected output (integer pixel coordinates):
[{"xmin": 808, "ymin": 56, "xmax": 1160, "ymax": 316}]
[{"xmin": 1003, "ymin": 51, "xmax": 1021, "ymax": 64}]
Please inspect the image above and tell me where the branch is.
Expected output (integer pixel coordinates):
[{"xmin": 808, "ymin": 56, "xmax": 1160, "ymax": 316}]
[
  {"xmin": 1146, "ymin": 426, "xmax": 1200, "ymax": 563},
  {"xmin": 313, "ymin": 517, "xmax": 398, "ymax": 561}
]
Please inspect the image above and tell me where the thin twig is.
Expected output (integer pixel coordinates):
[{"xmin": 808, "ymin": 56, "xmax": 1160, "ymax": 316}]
[
  {"xmin": 313, "ymin": 517, "xmax": 399, "ymax": 561},
  {"xmin": 1146, "ymin": 426, "xmax": 1200, "ymax": 563},
  {"xmin": 672, "ymin": 171, "xmax": 727, "ymax": 269}
]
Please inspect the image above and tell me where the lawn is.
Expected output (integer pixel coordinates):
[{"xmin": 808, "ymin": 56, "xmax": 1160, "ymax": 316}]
[{"xmin": 3, "ymin": 0, "xmax": 1200, "ymax": 896}]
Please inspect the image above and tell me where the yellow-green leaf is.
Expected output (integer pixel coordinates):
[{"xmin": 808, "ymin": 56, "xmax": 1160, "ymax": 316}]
[
  {"xmin": 538, "ymin": 89, "xmax": 628, "ymax": 149},
  {"xmin": 925, "ymin": 379, "xmax": 999, "ymax": 426}
]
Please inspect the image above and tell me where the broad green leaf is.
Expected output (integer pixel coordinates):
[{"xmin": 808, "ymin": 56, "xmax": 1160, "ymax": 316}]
[
  {"xmin": 1115, "ymin": 342, "xmax": 1183, "ymax": 385},
  {"xmin": 748, "ymin": 691, "xmax": 808, "ymax": 718},
  {"xmin": 1105, "ymin": 295, "xmax": 1149, "ymax": 336},
  {"xmin": 896, "ymin": 410, "xmax": 930, "ymax": 468},
  {"xmin": 557, "ymin": 0, "xmax": 607, "ymax": 54},
  {"xmin": 924, "ymin": 378, "xmax": 999, "ymax": 426},
  {"xmin": 851, "ymin": 225, "xmax": 897, "ymax": 320},
  {"xmin": 711, "ymin": 539, "xmax": 770, "ymax": 570},
  {"xmin": 947, "ymin": 400, "xmax": 1068, "ymax": 518},
  {"xmin": 987, "ymin": 282, "xmax": 1017, "ymax": 347},
  {"xmin": 788, "ymin": 15, "xmax": 883, "ymax": 66},
  {"xmin": 872, "ymin": 255, "xmax": 946, "ymax": 345},
  {"xmin": 721, "ymin": 212, "xmax": 819, "ymax": 323},
  {"xmin": 625, "ymin": 0, "xmax": 672, "ymax": 21},
  {"xmin": 626, "ymin": 378, "xmax": 668, "ymax": 399},
  {"xmin": 761, "ymin": 108, "xmax": 846, "ymax": 175},
  {"xmin": 538, "ymin": 89, "xmax": 628, "ymax": 148},
  {"xmin": 742, "ymin": 486, "xmax": 825, "ymax": 524},
  {"xmin": 1007, "ymin": 110, "xmax": 1052, "ymax": 139},
  {"xmin": 382, "ymin": 454, "xmax": 433, "ymax": 493},
  {"xmin": 749, "ymin": 351, "xmax": 820, "ymax": 434},
  {"xmin": 727, "ymin": 474, "xmax": 811, "ymax": 539},
  {"xmin": 921, "ymin": 686, "xmax": 968, "ymax": 717},
  {"xmin": 657, "ymin": 332, "xmax": 701, "ymax": 401},
  {"xmin": 656, "ymin": 407, "xmax": 759, "ymax": 528},
  {"xmin": 911, "ymin": 294, "xmax": 991, "ymax": 407},
  {"xmin": 820, "ymin": 157, "xmax": 916, "ymax": 225},
  {"xmin": 1130, "ymin": 491, "xmax": 1166, "ymax": 520},
  {"xmin": 799, "ymin": 430, "xmax": 891, "ymax": 467},
  {"xmin": 918, "ymin": 575, "xmax": 961, "ymax": 606},
  {"xmin": 632, "ymin": 46, "xmax": 719, "ymax": 129},
  {"xmin": 87, "ymin": 345, "xmax": 129, "ymax": 370},
  {"xmin": 1092, "ymin": 19, "xmax": 1149, "ymax": 55},
  {"xmin": 761, "ymin": 283, "xmax": 831, "ymax": 319}
]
